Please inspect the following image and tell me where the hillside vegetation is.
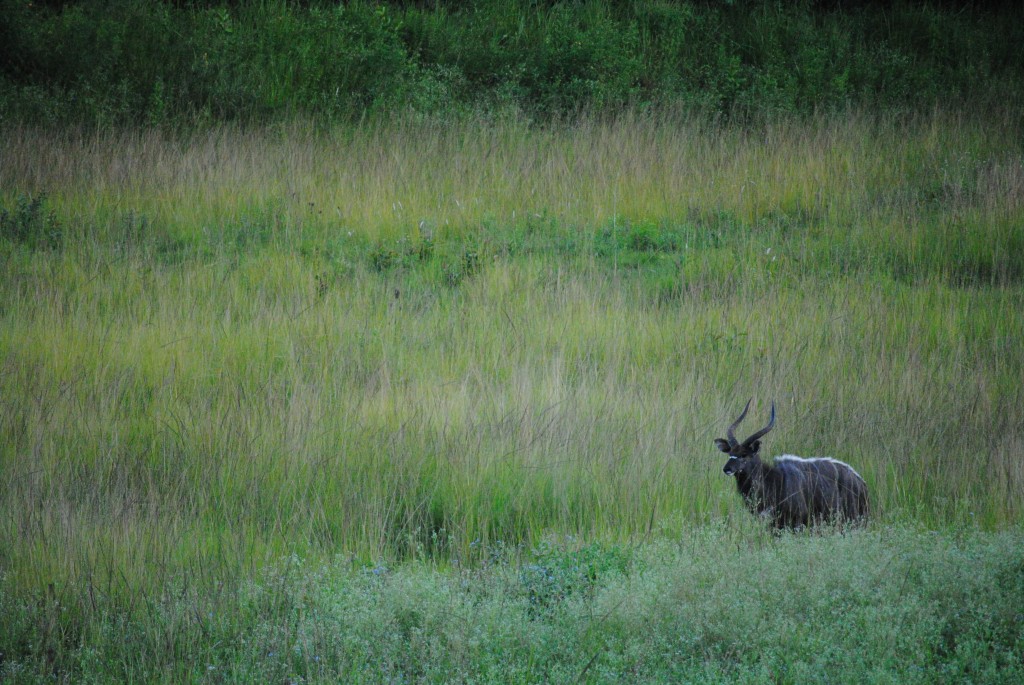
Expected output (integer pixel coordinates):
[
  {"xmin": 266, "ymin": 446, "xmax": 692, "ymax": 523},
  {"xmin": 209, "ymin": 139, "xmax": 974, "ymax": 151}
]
[{"xmin": 2, "ymin": 0, "xmax": 1023, "ymax": 125}]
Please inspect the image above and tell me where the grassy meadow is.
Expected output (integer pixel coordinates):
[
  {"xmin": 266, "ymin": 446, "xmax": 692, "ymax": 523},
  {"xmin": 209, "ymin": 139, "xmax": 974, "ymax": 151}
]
[{"xmin": 2, "ymin": 108, "xmax": 1023, "ymax": 681}]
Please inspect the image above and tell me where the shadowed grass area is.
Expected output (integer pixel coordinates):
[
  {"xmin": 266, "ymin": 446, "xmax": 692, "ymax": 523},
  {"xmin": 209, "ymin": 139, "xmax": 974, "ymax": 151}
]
[{"xmin": 3, "ymin": 0, "xmax": 1022, "ymax": 125}]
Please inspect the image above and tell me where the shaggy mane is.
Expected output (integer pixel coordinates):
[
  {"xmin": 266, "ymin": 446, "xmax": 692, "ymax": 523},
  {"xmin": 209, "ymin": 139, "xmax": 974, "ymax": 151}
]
[{"xmin": 773, "ymin": 454, "xmax": 866, "ymax": 483}]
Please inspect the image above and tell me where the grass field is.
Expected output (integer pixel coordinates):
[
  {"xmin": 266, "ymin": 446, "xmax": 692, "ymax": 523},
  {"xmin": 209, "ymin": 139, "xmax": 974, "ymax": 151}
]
[{"xmin": 1, "ymin": 108, "xmax": 1023, "ymax": 681}]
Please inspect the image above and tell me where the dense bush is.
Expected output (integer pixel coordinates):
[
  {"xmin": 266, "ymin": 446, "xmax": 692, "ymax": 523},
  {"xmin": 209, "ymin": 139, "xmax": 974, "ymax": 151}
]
[
  {"xmin": 0, "ymin": 194, "xmax": 62, "ymax": 250},
  {"xmin": 1, "ymin": 0, "xmax": 1022, "ymax": 125}
]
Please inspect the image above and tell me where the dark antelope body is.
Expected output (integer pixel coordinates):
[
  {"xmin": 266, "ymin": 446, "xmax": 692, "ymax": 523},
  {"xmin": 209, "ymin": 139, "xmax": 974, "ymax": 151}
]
[{"xmin": 714, "ymin": 401, "xmax": 869, "ymax": 529}]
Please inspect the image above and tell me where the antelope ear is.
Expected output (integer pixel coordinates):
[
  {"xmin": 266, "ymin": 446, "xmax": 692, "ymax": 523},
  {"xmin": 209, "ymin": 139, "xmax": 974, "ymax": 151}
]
[
  {"xmin": 748, "ymin": 440, "xmax": 761, "ymax": 454},
  {"xmin": 714, "ymin": 438, "xmax": 731, "ymax": 453}
]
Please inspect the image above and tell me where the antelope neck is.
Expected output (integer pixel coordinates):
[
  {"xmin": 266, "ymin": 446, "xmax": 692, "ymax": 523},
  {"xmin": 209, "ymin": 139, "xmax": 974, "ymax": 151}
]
[{"xmin": 734, "ymin": 458, "xmax": 766, "ymax": 500}]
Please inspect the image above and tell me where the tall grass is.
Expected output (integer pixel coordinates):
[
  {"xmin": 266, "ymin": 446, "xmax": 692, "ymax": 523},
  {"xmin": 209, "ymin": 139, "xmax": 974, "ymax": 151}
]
[
  {"xmin": 3, "ymin": 108, "xmax": 1022, "ymax": 253},
  {"xmin": 1, "ymin": 109, "xmax": 1023, "ymax": 678}
]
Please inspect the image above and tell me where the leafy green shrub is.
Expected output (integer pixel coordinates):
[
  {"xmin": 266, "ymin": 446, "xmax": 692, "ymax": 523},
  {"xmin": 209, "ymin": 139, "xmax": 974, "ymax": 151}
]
[
  {"xmin": 0, "ymin": 194, "xmax": 62, "ymax": 250},
  {"xmin": 0, "ymin": 0, "xmax": 191, "ymax": 124},
  {"xmin": 194, "ymin": 1, "xmax": 413, "ymax": 119},
  {"xmin": 368, "ymin": 235, "xmax": 434, "ymax": 273},
  {"xmin": 520, "ymin": 538, "xmax": 634, "ymax": 614},
  {"xmin": 594, "ymin": 220, "xmax": 686, "ymax": 259}
]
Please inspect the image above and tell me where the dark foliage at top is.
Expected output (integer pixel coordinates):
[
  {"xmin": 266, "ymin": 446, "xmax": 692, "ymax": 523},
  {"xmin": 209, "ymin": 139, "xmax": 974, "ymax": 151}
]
[{"xmin": 1, "ymin": 0, "xmax": 1022, "ymax": 125}]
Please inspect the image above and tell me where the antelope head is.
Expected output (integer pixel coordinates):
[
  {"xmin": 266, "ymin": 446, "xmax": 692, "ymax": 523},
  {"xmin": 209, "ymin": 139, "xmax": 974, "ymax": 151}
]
[{"xmin": 714, "ymin": 399, "xmax": 776, "ymax": 477}]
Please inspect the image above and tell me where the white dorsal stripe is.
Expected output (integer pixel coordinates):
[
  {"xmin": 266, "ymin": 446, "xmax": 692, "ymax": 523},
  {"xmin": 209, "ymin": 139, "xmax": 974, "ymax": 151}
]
[{"xmin": 773, "ymin": 454, "xmax": 866, "ymax": 483}]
